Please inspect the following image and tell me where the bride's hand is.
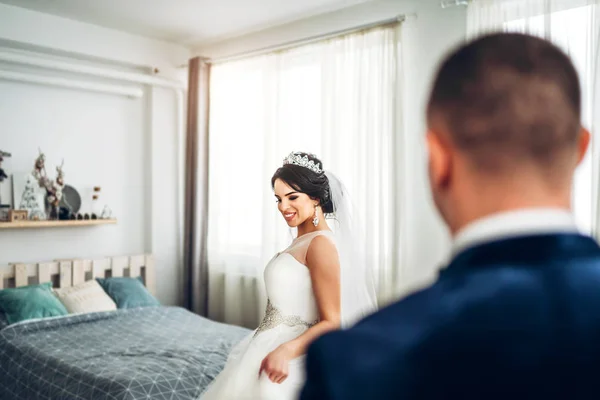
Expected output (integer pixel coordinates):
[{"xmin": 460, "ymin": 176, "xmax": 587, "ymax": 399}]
[{"xmin": 259, "ymin": 344, "xmax": 294, "ymax": 384}]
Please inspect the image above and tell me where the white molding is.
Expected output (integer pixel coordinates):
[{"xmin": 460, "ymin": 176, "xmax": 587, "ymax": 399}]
[
  {"xmin": 0, "ymin": 69, "xmax": 143, "ymax": 98},
  {"xmin": 0, "ymin": 50, "xmax": 184, "ymax": 89}
]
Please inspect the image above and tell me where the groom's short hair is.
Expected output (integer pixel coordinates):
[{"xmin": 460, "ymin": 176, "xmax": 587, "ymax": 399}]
[{"xmin": 427, "ymin": 32, "xmax": 581, "ymax": 172}]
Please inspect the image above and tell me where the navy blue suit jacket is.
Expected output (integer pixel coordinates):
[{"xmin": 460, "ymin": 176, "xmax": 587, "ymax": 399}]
[{"xmin": 300, "ymin": 234, "xmax": 600, "ymax": 399}]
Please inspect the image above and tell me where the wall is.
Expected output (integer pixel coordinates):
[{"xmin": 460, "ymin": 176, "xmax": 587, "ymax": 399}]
[
  {"xmin": 399, "ymin": 0, "xmax": 466, "ymax": 294},
  {"xmin": 194, "ymin": 0, "xmax": 467, "ymax": 298},
  {"xmin": 0, "ymin": 4, "xmax": 189, "ymax": 306},
  {"xmin": 0, "ymin": 3, "xmax": 189, "ymax": 74}
]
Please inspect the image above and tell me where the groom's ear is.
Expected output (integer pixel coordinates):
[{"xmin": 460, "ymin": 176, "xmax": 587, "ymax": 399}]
[
  {"xmin": 577, "ymin": 127, "xmax": 591, "ymax": 165},
  {"xmin": 426, "ymin": 131, "xmax": 452, "ymax": 189}
]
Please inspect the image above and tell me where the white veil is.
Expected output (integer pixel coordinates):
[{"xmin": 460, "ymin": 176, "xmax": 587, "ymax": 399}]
[{"xmin": 325, "ymin": 171, "xmax": 379, "ymax": 328}]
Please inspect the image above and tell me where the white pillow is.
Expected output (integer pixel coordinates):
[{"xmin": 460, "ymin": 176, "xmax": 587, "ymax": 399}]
[{"xmin": 54, "ymin": 280, "xmax": 117, "ymax": 314}]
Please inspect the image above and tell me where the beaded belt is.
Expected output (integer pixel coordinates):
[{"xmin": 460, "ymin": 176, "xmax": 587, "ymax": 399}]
[{"xmin": 254, "ymin": 300, "xmax": 319, "ymax": 337}]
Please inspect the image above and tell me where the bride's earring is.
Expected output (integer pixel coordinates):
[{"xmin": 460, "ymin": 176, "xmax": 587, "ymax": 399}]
[{"xmin": 312, "ymin": 205, "xmax": 319, "ymax": 227}]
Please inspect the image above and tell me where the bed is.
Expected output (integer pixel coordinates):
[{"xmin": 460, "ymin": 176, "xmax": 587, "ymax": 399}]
[{"xmin": 0, "ymin": 254, "xmax": 249, "ymax": 400}]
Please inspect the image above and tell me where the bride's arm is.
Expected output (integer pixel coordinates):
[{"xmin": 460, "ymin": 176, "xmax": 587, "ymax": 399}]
[
  {"xmin": 259, "ymin": 235, "xmax": 341, "ymax": 383},
  {"xmin": 283, "ymin": 235, "xmax": 341, "ymax": 357}
]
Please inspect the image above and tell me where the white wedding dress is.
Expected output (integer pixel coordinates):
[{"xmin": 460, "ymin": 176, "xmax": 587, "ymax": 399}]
[{"xmin": 200, "ymin": 230, "xmax": 334, "ymax": 400}]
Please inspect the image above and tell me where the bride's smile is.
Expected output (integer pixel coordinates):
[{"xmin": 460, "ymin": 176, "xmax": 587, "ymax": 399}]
[
  {"xmin": 273, "ymin": 178, "xmax": 324, "ymax": 234},
  {"xmin": 283, "ymin": 212, "xmax": 296, "ymax": 222}
]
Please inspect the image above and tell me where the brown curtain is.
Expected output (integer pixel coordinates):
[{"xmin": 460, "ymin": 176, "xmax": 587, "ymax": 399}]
[{"xmin": 183, "ymin": 57, "xmax": 211, "ymax": 316}]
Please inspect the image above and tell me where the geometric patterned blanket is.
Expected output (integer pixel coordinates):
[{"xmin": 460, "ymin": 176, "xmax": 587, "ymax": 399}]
[{"xmin": 0, "ymin": 306, "xmax": 249, "ymax": 399}]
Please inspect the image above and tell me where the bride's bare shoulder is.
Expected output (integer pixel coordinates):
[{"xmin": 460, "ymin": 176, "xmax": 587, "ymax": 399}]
[{"xmin": 305, "ymin": 234, "xmax": 339, "ymax": 270}]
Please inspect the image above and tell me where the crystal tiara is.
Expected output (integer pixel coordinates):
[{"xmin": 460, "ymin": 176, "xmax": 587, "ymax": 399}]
[{"xmin": 282, "ymin": 152, "xmax": 323, "ymax": 174}]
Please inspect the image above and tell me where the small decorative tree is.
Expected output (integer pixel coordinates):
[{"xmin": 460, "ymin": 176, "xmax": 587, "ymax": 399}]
[{"xmin": 19, "ymin": 176, "xmax": 45, "ymax": 220}]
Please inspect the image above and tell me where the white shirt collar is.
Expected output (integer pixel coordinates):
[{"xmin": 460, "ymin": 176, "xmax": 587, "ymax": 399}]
[{"xmin": 452, "ymin": 208, "xmax": 579, "ymax": 256}]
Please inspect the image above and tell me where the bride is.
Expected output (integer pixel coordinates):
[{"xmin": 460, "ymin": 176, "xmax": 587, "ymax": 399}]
[{"xmin": 200, "ymin": 152, "xmax": 378, "ymax": 400}]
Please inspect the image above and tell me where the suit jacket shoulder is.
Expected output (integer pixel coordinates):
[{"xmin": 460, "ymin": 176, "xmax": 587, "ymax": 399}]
[{"xmin": 302, "ymin": 234, "xmax": 600, "ymax": 400}]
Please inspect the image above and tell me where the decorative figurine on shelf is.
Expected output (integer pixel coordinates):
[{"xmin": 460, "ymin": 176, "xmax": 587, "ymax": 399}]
[
  {"xmin": 100, "ymin": 205, "xmax": 113, "ymax": 219},
  {"xmin": 32, "ymin": 149, "xmax": 65, "ymax": 220},
  {"xmin": 8, "ymin": 209, "xmax": 27, "ymax": 222},
  {"xmin": 19, "ymin": 175, "xmax": 45, "ymax": 220}
]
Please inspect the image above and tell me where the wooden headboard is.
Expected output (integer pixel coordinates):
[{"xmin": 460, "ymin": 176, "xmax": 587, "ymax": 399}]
[{"xmin": 0, "ymin": 254, "xmax": 156, "ymax": 295}]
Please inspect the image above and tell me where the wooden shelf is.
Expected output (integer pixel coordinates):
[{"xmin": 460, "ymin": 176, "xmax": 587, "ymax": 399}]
[{"xmin": 0, "ymin": 219, "xmax": 117, "ymax": 229}]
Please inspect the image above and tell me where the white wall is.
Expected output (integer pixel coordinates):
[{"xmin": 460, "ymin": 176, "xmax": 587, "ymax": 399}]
[
  {"xmin": 195, "ymin": 0, "xmax": 467, "ymax": 298},
  {"xmin": 0, "ymin": 3, "xmax": 189, "ymax": 74},
  {"xmin": 0, "ymin": 4, "xmax": 188, "ymax": 306},
  {"xmin": 400, "ymin": 0, "xmax": 466, "ymax": 294}
]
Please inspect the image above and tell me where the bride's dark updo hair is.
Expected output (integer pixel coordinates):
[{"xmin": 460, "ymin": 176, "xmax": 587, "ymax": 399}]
[{"xmin": 271, "ymin": 152, "xmax": 334, "ymax": 214}]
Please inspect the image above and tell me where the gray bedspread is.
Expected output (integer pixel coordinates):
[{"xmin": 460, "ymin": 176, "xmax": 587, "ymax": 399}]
[{"xmin": 0, "ymin": 306, "xmax": 249, "ymax": 400}]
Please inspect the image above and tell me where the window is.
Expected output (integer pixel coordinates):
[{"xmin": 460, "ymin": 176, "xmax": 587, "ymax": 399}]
[
  {"xmin": 207, "ymin": 25, "xmax": 400, "ymax": 297},
  {"xmin": 502, "ymin": 3, "xmax": 597, "ymax": 234}
]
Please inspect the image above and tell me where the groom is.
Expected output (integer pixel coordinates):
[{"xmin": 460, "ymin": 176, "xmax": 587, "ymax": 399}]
[{"xmin": 300, "ymin": 32, "xmax": 600, "ymax": 399}]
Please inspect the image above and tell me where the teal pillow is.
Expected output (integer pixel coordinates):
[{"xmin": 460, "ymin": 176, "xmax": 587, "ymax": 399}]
[
  {"xmin": 0, "ymin": 282, "xmax": 68, "ymax": 324},
  {"xmin": 0, "ymin": 311, "xmax": 8, "ymax": 330},
  {"xmin": 96, "ymin": 277, "xmax": 160, "ymax": 309}
]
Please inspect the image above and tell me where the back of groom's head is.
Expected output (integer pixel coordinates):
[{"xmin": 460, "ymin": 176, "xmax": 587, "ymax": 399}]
[
  {"xmin": 428, "ymin": 32, "xmax": 581, "ymax": 170},
  {"xmin": 425, "ymin": 32, "xmax": 589, "ymax": 233}
]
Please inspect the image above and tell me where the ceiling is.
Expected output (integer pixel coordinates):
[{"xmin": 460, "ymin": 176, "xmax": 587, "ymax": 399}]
[{"xmin": 0, "ymin": 0, "xmax": 373, "ymax": 47}]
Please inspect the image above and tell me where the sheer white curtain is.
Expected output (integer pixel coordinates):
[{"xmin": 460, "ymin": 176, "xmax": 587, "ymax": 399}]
[
  {"xmin": 468, "ymin": 0, "xmax": 600, "ymax": 239},
  {"xmin": 208, "ymin": 25, "xmax": 401, "ymax": 328}
]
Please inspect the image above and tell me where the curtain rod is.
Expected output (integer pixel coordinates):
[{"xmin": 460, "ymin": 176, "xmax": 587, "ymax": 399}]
[
  {"xmin": 207, "ymin": 15, "xmax": 405, "ymax": 65},
  {"xmin": 441, "ymin": 0, "xmax": 469, "ymax": 8}
]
